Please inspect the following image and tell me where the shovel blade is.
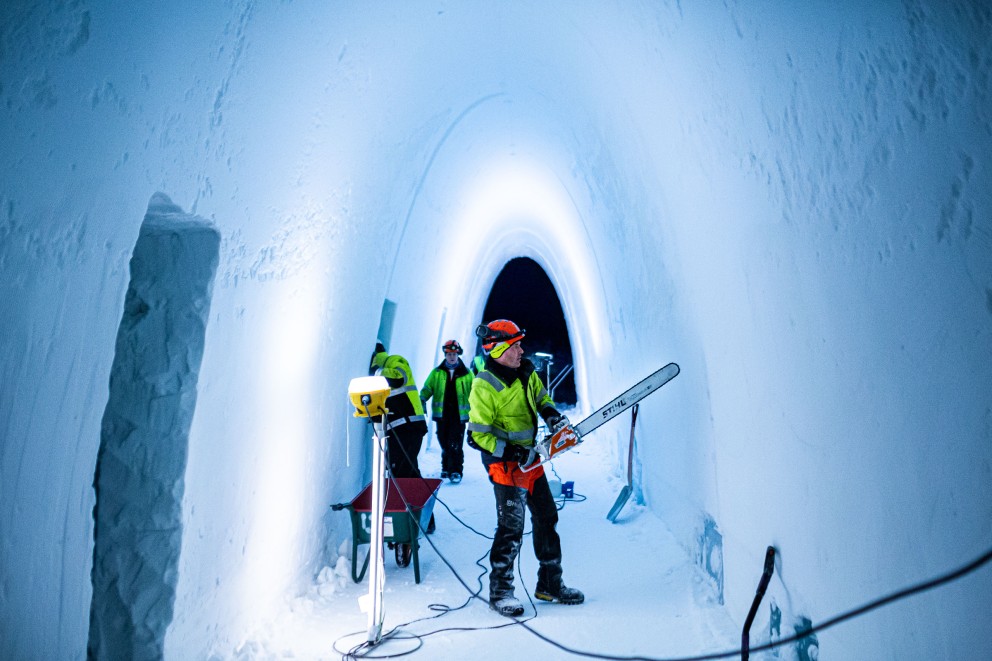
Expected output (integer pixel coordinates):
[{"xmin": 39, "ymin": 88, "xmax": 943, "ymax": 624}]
[{"xmin": 606, "ymin": 485, "xmax": 633, "ymax": 523}]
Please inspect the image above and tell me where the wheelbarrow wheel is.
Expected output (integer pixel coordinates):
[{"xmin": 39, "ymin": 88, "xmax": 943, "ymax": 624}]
[{"xmin": 395, "ymin": 543, "xmax": 412, "ymax": 567}]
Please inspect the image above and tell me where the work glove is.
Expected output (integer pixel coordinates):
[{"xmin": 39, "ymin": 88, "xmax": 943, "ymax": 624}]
[
  {"xmin": 502, "ymin": 443, "xmax": 537, "ymax": 466},
  {"xmin": 547, "ymin": 414, "xmax": 570, "ymax": 433},
  {"xmin": 466, "ymin": 431, "xmax": 481, "ymax": 451}
]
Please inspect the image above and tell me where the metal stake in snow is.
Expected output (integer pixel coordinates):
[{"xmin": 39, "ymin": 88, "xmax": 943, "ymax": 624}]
[
  {"xmin": 742, "ymin": 546, "xmax": 777, "ymax": 660},
  {"xmin": 348, "ymin": 376, "xmax": 392, "ymax": 644}
]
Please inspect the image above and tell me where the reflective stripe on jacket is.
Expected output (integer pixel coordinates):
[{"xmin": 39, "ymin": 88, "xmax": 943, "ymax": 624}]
[{"xmin": 467, "ymin": 364, "xmax": 554, "ymax": 457}]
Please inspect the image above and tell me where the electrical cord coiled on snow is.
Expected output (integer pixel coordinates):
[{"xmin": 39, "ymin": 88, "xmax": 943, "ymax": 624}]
[
  {"xmin": 547, "ymin": 461, "xmax": 587, "ymax": 510},
  {"xmin": 333, "ymin": 423, "xmax": 544, "ymax": 659},
  {"xmin": 336, "ymin": 417, "xmax": 992, "ymax": 660}
]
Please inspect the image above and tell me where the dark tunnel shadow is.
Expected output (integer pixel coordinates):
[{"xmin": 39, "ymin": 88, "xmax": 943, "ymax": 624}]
[{"xmin": 481, "ymin": 257, "xmax": 576, "ymax": 405}]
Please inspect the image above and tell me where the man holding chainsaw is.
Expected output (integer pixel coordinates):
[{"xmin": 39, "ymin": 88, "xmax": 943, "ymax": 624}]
[{"xmin": 468, "ymin": 319, "xmax": 585, "ymax": 617}]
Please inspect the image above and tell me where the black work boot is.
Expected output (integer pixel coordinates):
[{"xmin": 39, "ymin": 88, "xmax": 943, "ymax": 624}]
[
  {"xmin": 490, "ymin": 594, "xmax": 525, "ymax": 617},
  {"xmin": 534, "ymin": 582, "xmax": 584, "ymax": 605}
]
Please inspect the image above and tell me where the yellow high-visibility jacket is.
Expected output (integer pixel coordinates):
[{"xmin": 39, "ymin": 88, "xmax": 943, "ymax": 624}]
[
  {"xmin": 468, "ymin": 359, "xmax": 554, "ymax": 457},
  {"xmin": 370, "ymin": 351, "xmax": 427, "ymax": 431}
]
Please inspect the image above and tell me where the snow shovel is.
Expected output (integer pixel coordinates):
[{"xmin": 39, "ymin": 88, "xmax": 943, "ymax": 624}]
[{"xmin": 607, "ymin": 403, "xmax": 639, "ymax": 523}]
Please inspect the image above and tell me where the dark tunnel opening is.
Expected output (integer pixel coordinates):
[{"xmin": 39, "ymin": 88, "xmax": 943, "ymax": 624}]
[{"xmin": 481, "ymin": 257, "xmax": 576, "ymax": 405}]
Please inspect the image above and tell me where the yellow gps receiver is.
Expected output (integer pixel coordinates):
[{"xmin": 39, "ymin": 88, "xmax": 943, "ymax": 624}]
[{"xmin": 348, "ymin": 376, "xmax": 391, "ymax": 417}]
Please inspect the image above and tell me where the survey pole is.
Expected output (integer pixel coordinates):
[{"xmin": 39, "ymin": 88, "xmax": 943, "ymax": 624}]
[{"xmin": 347, "ymin": 376, "xmax": 392, "ymax": 645}]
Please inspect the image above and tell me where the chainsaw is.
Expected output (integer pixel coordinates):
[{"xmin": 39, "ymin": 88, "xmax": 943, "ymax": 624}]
[{"xmin": 521, "ymin": 362, "xmax": 680, "ymax": 472}]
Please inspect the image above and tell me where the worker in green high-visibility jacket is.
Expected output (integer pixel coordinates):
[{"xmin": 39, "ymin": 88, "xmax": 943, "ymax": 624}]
[{"xmin": 420, "ymin": 339, "xmax": 474, "ymax": 483}]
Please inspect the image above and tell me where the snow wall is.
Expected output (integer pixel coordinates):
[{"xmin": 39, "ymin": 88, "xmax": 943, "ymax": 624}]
[{"xmin": 1, "ymin": 2, "xmax": 990, "ymax": 659}]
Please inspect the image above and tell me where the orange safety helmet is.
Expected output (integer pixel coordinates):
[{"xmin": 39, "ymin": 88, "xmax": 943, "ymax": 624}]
[
  {"xmin": 476, "ymin": 319, "xmax": 525, "ymax": 356},
  {"xmin": 442, "ymin": 339, "xmax": 463, "ymax": 355}
]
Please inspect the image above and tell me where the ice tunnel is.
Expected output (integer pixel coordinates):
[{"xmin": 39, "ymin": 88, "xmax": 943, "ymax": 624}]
[
  {"xmin": 483, "ymin": 257, "xmax": 577, "ymax": 404},
  {"xmin": 1, "ymin": 2, "xmax": 990, "ymax": 659}
]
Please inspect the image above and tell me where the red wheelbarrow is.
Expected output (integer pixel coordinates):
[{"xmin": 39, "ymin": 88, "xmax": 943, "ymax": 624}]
[{"xmin": 331, "ymin": 477, "xmax": 442, "ymax": 584}]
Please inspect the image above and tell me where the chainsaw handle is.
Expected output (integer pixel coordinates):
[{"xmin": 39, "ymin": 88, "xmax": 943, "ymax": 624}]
[
  {"xmin": 518, "ymin": 446, "xmax": 550, "ymax": 472},
  {"xmin": 518, "ymin": 440, "xmax": 550, "ymax": 473},
  {"xmin": 520, "ymin": 424, "xmax": 582, "ymax": 472},
  {"xmin": 518, "ymin": 456, "xmax": 547, "ymax": 473}
]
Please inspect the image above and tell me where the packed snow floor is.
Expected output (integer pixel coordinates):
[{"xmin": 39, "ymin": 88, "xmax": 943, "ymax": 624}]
[{"xmin": 227, "ymin": 418, "xmax": 742, "ymax": 660}]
